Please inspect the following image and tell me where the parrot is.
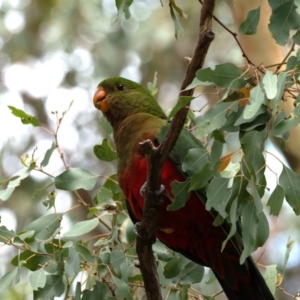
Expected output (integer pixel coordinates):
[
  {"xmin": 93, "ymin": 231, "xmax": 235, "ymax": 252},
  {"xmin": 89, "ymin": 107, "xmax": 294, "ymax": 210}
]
[{"xmin": 93, "ymin": 77, "xmax": 275, "ymax": 300}]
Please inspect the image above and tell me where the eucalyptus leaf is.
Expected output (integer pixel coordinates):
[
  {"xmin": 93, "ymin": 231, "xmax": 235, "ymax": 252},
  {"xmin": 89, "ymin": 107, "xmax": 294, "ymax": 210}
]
[
  {"xmin": 55, "ymin": 168, "xmax": 98, "ymax": 191},
  {"xmin": 182, "ymin": 148, "xmax": 210, "ymax": 173},
  {"xmin": 196, "ymin": 63, "xmax": 247, "ymax": 90},
  {"xmin": 29, "ymin": 269, "xmax": 47, "ymax": 290},
  {"xmin": 267, "ymin": 185, "xmax": 284, "ymax": 216},
  {"xmin": 0, "ymin": 268, "xmax": 18, "ymax": 293},
  {"xmin": 26, "ymin": 213, "xmax": 63, "ymax": 241},
  {"xmin": 243, "ymin": 84, "xmax": 267, "ymax": 119},
  {"xmin": 65, "ymin": 247, "xmax": 80, "ymax": 277},
  {"xmin": 112, "ymin": 275, "xmax": 133, "ymax": 300},
  {"xmin": 239, "ymin": 6, "xmax": 260, "ymax": 35},
  {"xmin": 8, "ymin": 106, "xmax": 40, "ymax": 126},
  {"xmin": 40, "ymin": 143, "xmax": 56, "ymax": 167},
  {"xmin": 262, "ymin": 70, "xmax": 277, "ymax": 99},
  {"xmin": 279, "ymin": 165, "xmax": 300, "ymax": 215},
  {"xmin": 271, "ymin": 72, "xmax": 286, "ymax": 112},
  {"xmin": 169, "ymin": 2, "xmax": 184, "ymax": 39},
  {"xmin": 64, "ymin": 218, "xmax": 99, "ymax": 238},
  {"xmin": 168, "ymin": 179, "xmax": 191, "ymax": 211},
  {"xmin": 194, "ymin": 101, "xmax": 239, "ymax": 138},
  {"xmin": 33, "ymin": 275, "xmax": 64, "ymax": 299},
  {"xmin": 168, "ymin": 96, "xmax": 194, "ymax": 119},
  {"xmin": 0, "ymin": 164, "xmax": 35, "ymax": 201},
  {"xmin": 93, "ymin": 139, "xmax": 117, "ymax": 162},
  {"xmin": 269, "ymin": 0, "xmax": 300, "ymax": 45},
  {"xmin": 0, "ymin": 226, "xmax": 15, "ymax": 243},
  {"xmin": 263, "ymin": 265, "xmax": 277, "ymax": 295},
  {"xmin": 206, "ymin": 177, "xmax": 230, "ymax": 218}
]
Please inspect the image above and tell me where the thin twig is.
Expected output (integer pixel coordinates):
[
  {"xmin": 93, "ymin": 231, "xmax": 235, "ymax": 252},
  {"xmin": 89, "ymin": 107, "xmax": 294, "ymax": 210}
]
[
  {"xmin": 199, "ymin": 0, "xmax": 254, "ymax": 66},
  {"xmin": 135, "ymin": 1, "xmax": 216, "ymax": 299},
  {"xmin": 275, "ymin": 42, "xmax": 295, "ymax": 74}
]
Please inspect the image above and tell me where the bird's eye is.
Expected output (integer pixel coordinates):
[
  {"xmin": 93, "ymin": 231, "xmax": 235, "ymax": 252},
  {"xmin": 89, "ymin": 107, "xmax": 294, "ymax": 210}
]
[{"xmin": 116, "ymin": 84, "xmax": 124, "ymax": 91}]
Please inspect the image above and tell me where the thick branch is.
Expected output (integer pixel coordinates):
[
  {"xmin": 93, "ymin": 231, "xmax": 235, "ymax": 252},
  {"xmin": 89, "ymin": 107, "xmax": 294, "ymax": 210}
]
[{"xmin": 135, "ymin": 1, "xmax": 216, "ymax": 299}]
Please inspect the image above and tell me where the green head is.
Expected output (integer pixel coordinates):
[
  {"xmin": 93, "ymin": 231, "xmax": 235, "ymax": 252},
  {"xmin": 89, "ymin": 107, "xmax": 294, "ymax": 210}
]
[{"xmin": 93, "ymin": 77, "xmax": 167, "ymax": 130}]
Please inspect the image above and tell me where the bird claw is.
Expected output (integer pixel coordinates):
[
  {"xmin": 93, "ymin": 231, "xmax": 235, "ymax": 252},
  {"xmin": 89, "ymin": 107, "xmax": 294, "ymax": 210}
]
[
  {"xmin": 134, "ymin": 222, "xmax": 156, "ymax": 244},
  {"xmin": 140, "ymin": 183, "xmax": 165, "ymax": 204}
]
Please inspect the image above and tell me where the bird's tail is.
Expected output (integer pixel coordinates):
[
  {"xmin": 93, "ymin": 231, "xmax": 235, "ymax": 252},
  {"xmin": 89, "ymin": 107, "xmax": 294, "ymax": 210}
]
[{"xmin": 215, "ymin": 257, "xmax": 275, "ymax": 300}]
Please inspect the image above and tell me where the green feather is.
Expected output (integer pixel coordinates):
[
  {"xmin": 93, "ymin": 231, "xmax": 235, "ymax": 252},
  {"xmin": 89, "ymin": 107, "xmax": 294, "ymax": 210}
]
[{"xmin": 98, "ymin": 77, "xmax": 167, "ymax": 131}]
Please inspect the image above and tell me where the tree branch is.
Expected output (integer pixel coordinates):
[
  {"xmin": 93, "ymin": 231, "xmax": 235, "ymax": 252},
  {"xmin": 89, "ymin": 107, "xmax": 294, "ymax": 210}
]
[{"xmin": 135, "ymin": 1, "xmax": 216, "ymax": 299}]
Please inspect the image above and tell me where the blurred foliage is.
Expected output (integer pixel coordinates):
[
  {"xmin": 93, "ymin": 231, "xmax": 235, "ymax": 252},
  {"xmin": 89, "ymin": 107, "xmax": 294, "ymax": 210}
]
[{"xmin": 0, "ymin": 0, "xmax": 300, "ymax": 299}]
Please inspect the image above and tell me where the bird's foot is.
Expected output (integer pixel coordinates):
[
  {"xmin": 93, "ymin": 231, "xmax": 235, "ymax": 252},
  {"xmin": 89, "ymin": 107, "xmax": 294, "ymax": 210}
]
[
  {"xmin": 134, "ymin": 222, "xmax": 157, "ymax": 244},
  {"xmin": 140, "ymin": 183, "xmax": 165, "ymax": 204}
]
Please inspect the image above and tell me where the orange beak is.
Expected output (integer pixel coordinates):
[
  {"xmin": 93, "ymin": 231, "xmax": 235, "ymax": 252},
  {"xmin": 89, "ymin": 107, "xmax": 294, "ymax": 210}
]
[{"xmin": 93, "ymin": 86, "xmax": 109, "ymax": 112}]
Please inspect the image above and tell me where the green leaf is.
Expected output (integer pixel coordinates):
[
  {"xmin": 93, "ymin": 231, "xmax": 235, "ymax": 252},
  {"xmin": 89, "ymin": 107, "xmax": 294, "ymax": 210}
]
[
  {"xmin": 115, "ymin": 0, "xmax": 133, "ymax": 20},
  {"xmin": 111, "ymin": 250, "xmax": 126, "ymax": 277},
  {"xmin": 268, "ymin": 0, "xmax": 300, "ymax": 45},
  {"xmin": 240, "ymin": 130, "xmax": 266, "ymax": 186},
  {"xmin": 183, "ymin": 77, "xmax": 212, "ymax": 91},
  {"xmin": 55, "ymin": 168, "xmax": 98, "ymax": 191},
  {"xmin": 194, "ymin": 101, "xmax": 239, "ymax": 138},
  {"xmin": 196, "ymin": 63, "xmax": 247, "ymax": 90},
  {"xmin": 164, "ymin": 255, "xmax": 189, "ymax": 279},
  {"xmin": 103, "ymin": 174, "xmax": 121, "ymax": 196},
  {"xmin": 267, "ymin": 185, "xmax": 284, "ymax": 216},
  {"xmin": 243, "ymin": 84, "xmax": 267, "ymax": 119},
  {"xmin": 240, "ymin": 201, "xmax": 259, "ymax": 263},
  {"xmin": 75, "ymin": 282, "xmax": 81, "ymax": 300},
  {"xmin": 112, "ymin": 275, "xmax": 133, "ymax": 300},
  {"xmin": 279, "ymin": 165, "xmax": 300, "ymax": 215},
  {"xmin": 0, "ymin": 164, "xmax": 35, "ymax": 201},
  {"xmin": 221, "ymin": 198, "xmax": 238, "ymax": 251},
  {"xmin": 0, "ymin": 226, "xmax": 15, "ymax": 243},
  {"xmin": 8, "ymin": 106, "xmax": 40, "ymax": 126},
  {"xmin": 292, "ymin": 28, "xmax": 300, "ymax": 44},
  {"xmin": 212, "ymin": 129, "xmax": 226, "ymax": 143},
  {"xmin": 99, "ymin": 116, "xmax": 113, "ymax": 135},
  {"xmin": 271, "ymin": 113, "xmax": 300, "ymax": 139},
  {"xmin": 239, "ymin": 6, "xmax": 260, "ymax": 35},
  {"xmin": 26, "ymin": 213, "xmax": 62, "ymax": 241},
  {"xmin": 42, "ymin": 191, "xmax": 56, "ymax": 210},
  {"xmin": 64, "ymin": 218, "xmax": 99, "ymax": 238},
  {"xmin": 168, "ymin": 96, "xmax": 194, "ymax": 119},
  {"xmin": 74, "ymin": 244, "xmax": 94, "ymax": 263},
  {"xmin": 33, "ymin": 275, "xmax": 64, "ymax": 299},
  {"xmin": 285, "ymin": 56, "xmax": 300, "ymax": 87},
  {"xmin": 282, "ymin": 237, "xmax": 295, "ymax": 274},
  {"xmin": 0, "ymin": 268, "xmax": 18, "ymax": 293},
  {"xmin": 174, "ymin": 262, "xmax": 204, "ymax": 284},
  {"xmin": 87, "ymin": 281, "xmax": 109, "ymax": 300},
  {"xmin": 94, "ymin": 187, "xmax": 114, "ymax": 207},
  {"xmin": 65, "ymin": 247, "xmax": 80, "ymax": 277},
  {"xmin": 11, "ymin": 251, "xmax": 51, "ymax": 271},
  {"xmin": 16, "ymin": 230, "xmax": 35, "ymax": 241},
  {"xmin": 147, "ymin": 72, "xmax": 158, "ymax": 96},
  {"xmin": 206, "ymin": 177, "xmax": 230, "ymax": 218},
  {"xmin": 271, "ymin": 72, "xmax": 286, "ymax": 112},
  {"xmin": 168, "ymin": 179, "xmax": 191, "ymax": 211},
  {"xmin": 93, "ymin": 139, "xmax": 117, "ymax": 162},
  {"xmin": 40, "ymin": 143, "xmax": 56, "ymax": 167},
  {"xmin": 189, "ymin": 163, "xmax": 218, "ymax": 191},
  {"xmin": 29, "ymin": 269, "xmax": 46, "ymax": 290},
  {"xmin": 263, "ymin": 265, "xmax": 277, "ymax": 295},
  {"xmin": 182, "ymin": 148, "xmax": 210, "ymax": 173},
  {"xmin": 262, "ymin": 70, "xmax": 278, "ymax": 99},
  {"xmin": 240, "ymin": 193, "xmax": 269, "ymax": 263},
  {"xmin": 169, "ymin": 2, "xmax": 184, "ymax": 39}
]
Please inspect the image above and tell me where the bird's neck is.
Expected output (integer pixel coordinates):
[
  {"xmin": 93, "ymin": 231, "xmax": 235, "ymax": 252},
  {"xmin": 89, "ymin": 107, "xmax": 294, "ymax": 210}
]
[{"xmin": 114, "ymin": 113, "xmax": 167, "ymax": 172}]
